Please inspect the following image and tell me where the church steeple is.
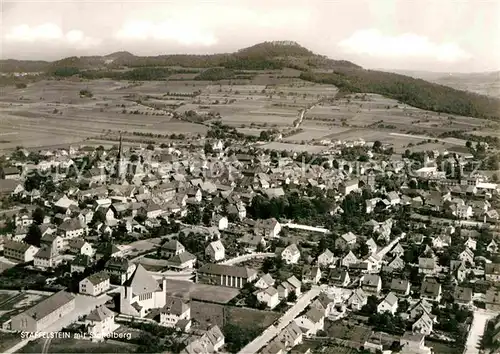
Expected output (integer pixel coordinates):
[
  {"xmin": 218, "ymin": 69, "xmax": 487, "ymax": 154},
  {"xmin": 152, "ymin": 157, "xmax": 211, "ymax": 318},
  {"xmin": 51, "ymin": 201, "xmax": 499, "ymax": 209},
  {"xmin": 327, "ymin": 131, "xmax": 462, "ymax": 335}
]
[
  {"xmin": 117, "ymin": 133, "xmax": 122, "ymax": 161},
  {"xmin": 116, "ymin": 133, "xmax": 124, "ymax": 179}
]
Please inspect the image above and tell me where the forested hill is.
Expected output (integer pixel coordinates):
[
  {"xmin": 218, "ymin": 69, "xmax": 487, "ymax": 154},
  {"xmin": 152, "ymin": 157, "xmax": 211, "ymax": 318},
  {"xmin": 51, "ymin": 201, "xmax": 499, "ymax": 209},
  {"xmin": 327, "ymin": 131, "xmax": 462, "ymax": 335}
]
[
  {"xmin": 0, "ymin": 41, "xmax": 360, "ymax": 72},
  {"xmin": 300, "ymin": 69, "xmax": 500, "ymax": 120},
  {"xmin": 2, "ymin": 40, "xmax": 500, "ymax": 120}
]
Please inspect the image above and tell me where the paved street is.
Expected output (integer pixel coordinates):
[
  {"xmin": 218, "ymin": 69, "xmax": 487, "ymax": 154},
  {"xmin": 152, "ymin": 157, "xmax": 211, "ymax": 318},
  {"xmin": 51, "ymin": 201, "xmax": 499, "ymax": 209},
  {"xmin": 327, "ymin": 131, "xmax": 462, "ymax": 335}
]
[
  {"xmin": 5, "ymin": 293, "xmax": 111, "ymax": 354},
  {"xmin": 464, "ymin": 309, "xmax": 497, "ymax": 354},
  {"xmin": 237, "ymin": 287, "xmax": 321, "ymax": 354},
  {"xmin": 221, "ymin": 252, "xmax": 275, "ymax": 266},
  {"xmin": 376, "ymin": 235, "xmax": 403, "ymax": 259}
]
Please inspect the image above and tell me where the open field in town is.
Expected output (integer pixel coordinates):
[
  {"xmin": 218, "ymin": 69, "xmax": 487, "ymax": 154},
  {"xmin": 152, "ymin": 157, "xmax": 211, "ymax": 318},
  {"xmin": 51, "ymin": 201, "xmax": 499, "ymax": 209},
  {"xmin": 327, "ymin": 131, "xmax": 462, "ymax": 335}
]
[
  {"xmin": 17, "ymin": 337, "xmax": 138, "ymax": 353},
  {"xmin": 164, "ymin": 279, "xmax": 240, "ymax": 304},
  {"xmin": 190, "ymin": 300, "xmax": 280, "ymax": 330},
  {"xmin": 0, "ymin": 290, "xmax": 49, "ymax": 324},
  {"xmin": 0, "ymin": 71, "xmax": 493, "ymax": 153}
]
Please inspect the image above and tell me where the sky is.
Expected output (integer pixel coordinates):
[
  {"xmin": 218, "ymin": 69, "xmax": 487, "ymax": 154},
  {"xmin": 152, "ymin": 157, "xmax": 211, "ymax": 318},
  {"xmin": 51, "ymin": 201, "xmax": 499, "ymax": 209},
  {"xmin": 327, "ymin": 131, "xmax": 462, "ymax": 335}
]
[{"xmin": 1, "ymin": 0, "xmax": 499, "ymax": 72}]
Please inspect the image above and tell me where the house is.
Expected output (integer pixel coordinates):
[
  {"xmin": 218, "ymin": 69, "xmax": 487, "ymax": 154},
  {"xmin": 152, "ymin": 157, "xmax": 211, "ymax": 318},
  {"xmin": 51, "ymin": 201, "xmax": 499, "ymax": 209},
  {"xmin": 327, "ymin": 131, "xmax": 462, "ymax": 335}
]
[
  {"xmin": 166, "ymin": 251, "xmax": 197, "ymax": 270},
  {"xmin": 487, "ymin": 240, "xmax": 498, "ymax": 253},
  {"xmin": 420, "ymin": 277, "xmax": 442, "ymax": 302},
  {"xmin": 341, "ymin": 251, "xmax": 358, "ymax": 268},
  {"xmin": 261, "ymin": 339, "xmax": 285, "ymax": 354},
  {"xmin": 459, "ymin": 248, "xmax": 475, "ymax": 265},
  {"xmin": 311, "ymin": 293, "xmax": 336, "ymax": 317},
  {"xmin": 348, "ymin": 288, "xmax": 368, "ymax": 310},
  {"xmin": 212, "ymin": 215, "xmax": 228, "ymax": 231},
  {"xmin": 238, "ymin": 234, "xmax": 266, "ymax": 252},
  {"xmin": 335, "ymin": 232, "xmax": 357, "ymax": 250},
  {"xmin": 465, "ymin": 237, "xmax": 477, "ymax": 250},
  {"xmin": 54, "ymin": 194, "xmax": 78, "ymax": 211},
  {"xmin": 400, "ymin": 332, "xmax": 431, "ymax": 354},
  {"xmin": 432, "ymin": 235, "xmax": 450, "ymax": 249},
  {"xmin": 119, "ymin": 265, "xmax": 169, "ymax": 317},
  {"xmin": 282, "ymin": 276, "xmax": 302, "ymax": 298},
  {"xmin": 302, "ymin": 266, "xmax": 321, "ymax": 284},
  {"xmin": 453, "ymin": 286, "xmax": 473, "ymax": 306},
  {"xmin": 317, "ymin": 249, "xmax": 335, "ymax": 267},
  {"xmin": 11, "ymin": 291, "xmax": 75, "ymax": 332},
  {"xmin": 294, "ymin": 307, "xmax": 325, "ymax": 337},
  {"xmin": 79, "ymin": 272, "xmax": 111, "ymax": 296},
  {"xmin": 161, "ymin": 240, "xmax": 185, "ymax": 259},
  {"xmin": 205, "ymin": 240, "xmax": 225, "ymax": 262},
  {"xmin": 40, "ymin": 233, "xmax": 64, "ymax": 254},
  {"xmin": 387, "ymin": 256, "xmax": 405, "ymax": 272},
  {"xmin": 329, "ymin": 269, "xmax": 350, "ymax": 287},
  {"xmin": 138, "ymin": 202, "xmax": 163, "ymax": 219},
  {"xmin": 105, "ymin": 258, "xmax": 136, "ymax": 285},
  {"xmin": 256, "ymin": 286, "xmax": 280, "ymax": 309},
  {"xmin": 377, "ymin": 292, "xmax": 398, "ymax": 314},
  {"xmin": 340, "ymin": 179, "xmax": 359, "ymax": 196},
  {"xmin": 255, "ymin": 273, "xmax": 275, "ymax": 289},
  {"xmin": 390, "ymin": 278, "xmax": 411, "ymax": 296},
  {"xmin": 366, "ymin": 238, "xmax": 378, "ymax": 254},
  {"xmin": 361, "ymin": 274, "xmax": 382, "ymax": 295},
  {"xmin": 418, "ymin": 257, "xmax": 437, "ymax": 275},
  {"xmin": 68, "ymin": 238, "xmax": 94, "ymax": 257},
  {"xmin": 275, "ymin": 322, "xmax": 303, "ymax": 349},
  {"xmin": 485, "ymin": 287, "xmax": 500, "ymax": 311},
  {"xmin": 160, "ymin": 296, "xmax": 191, "ymax": 331},
  {"xmin": 0, "ymin": 179, "xmax": 24, "ymax": 196},
  {"xmin": 85, "ymin": 306, "xmax": 116, "ymax": 341},
  {"xmin": 387, "ymin": 191, "xmax": 400, "ymax": 205},
  {"xmin": 412, "ymin": 312, "xmax": 434, "ymax": 335},
  {"xmin": 281, "ymin": 244, "xmax": 300, "ymax": 264},
  {"xmin": 3, "ymin": 240, "xmax": 38, "ymax": 263},
  {"xmin": 390, "ymin": 243, "xmax": 405, "ymax": 257},
  {"xmin": 58, "ymin": 218, "xmax": 86, "ymax": 239},
  {"xmin": 15, "ymin": 214, "xmax": 33, "ymax": 227},
  {"xmin": 33, "ymin": 245, "xmax": 60, "ymax": 269},
  {"xmin": 254, "ymin": 218, "xmax": 281, "ymax": 238},
  {"xmin": 409, "ymin": 299, "xmax": 433, "ymax": 321},
  {"xmin": 451, "ymin": 261, "xmax": 468, "ymax": 283},
  {"xmin": 181, "ymin": 325, "xmax": 224, "ymax": 354},
  {"xmin": 485, "ymin": 263, "xmax": 500, "ymax": 282},
  {"xmin": 1, "ymin": 166, "xmax": 21, "ymax": 179},
  {"xmin": 71, "ymin": 254, "xmax": 92, "ymax": 273},
  {"xmin": 196, "ymin": 263, "xmax": 257, "ymax": 288}
]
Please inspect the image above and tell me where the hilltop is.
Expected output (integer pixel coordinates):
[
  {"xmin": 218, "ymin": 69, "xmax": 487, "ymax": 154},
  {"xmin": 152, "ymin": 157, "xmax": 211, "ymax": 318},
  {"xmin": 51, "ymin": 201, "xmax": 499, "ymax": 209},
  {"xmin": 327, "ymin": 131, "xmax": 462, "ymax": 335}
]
[
  {"xmin": 0, "ymin": 41, "xmax": 361, "ymax": 72},
  {"xmin": 1, "ymin": 40, "xmax": 499, "ymax": 120}
]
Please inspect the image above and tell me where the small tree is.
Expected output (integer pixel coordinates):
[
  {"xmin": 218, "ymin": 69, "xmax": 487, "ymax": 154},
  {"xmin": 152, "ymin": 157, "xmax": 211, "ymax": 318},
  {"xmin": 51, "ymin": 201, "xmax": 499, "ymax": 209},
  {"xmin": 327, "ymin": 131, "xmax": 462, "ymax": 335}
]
[
  {"xmin": 32, "ymin": 208, "xmax": 45, "ymax": 225},
  {"xmin": 25, "ymin": 224, "xmax": 42, "ymax": 247}
]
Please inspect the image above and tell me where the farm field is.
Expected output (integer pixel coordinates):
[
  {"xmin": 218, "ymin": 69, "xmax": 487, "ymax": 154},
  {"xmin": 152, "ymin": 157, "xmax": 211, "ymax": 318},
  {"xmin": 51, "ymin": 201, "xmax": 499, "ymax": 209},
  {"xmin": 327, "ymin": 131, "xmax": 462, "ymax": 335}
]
[{"xmin": 0, "ymin": 73, "xmax": 491, "ymax": 153}]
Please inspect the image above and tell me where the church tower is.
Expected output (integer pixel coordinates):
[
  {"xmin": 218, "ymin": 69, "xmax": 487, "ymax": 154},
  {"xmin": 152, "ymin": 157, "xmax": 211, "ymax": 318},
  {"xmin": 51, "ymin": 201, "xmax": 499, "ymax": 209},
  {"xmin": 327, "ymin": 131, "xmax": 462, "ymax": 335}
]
[{"xmin": 116, "ymin": 133, "xmax": 126, "ymax": 179}]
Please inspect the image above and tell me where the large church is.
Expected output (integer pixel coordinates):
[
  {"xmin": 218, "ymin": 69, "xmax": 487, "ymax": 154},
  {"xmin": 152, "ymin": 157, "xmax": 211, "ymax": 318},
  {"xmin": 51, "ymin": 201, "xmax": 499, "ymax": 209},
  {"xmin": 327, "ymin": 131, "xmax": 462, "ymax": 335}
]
[{"xmin": 119, "ymin": 264, "xmax": 168, "ymax": 317}]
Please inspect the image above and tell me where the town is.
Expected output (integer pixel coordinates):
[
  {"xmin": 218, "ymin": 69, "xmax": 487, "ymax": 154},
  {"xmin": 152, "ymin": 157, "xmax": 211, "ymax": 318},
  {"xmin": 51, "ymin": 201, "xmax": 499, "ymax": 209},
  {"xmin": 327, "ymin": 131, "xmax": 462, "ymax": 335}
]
[{"xmin": 0, "ymin": 117, "xmax": 499, "ymax": 354}]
